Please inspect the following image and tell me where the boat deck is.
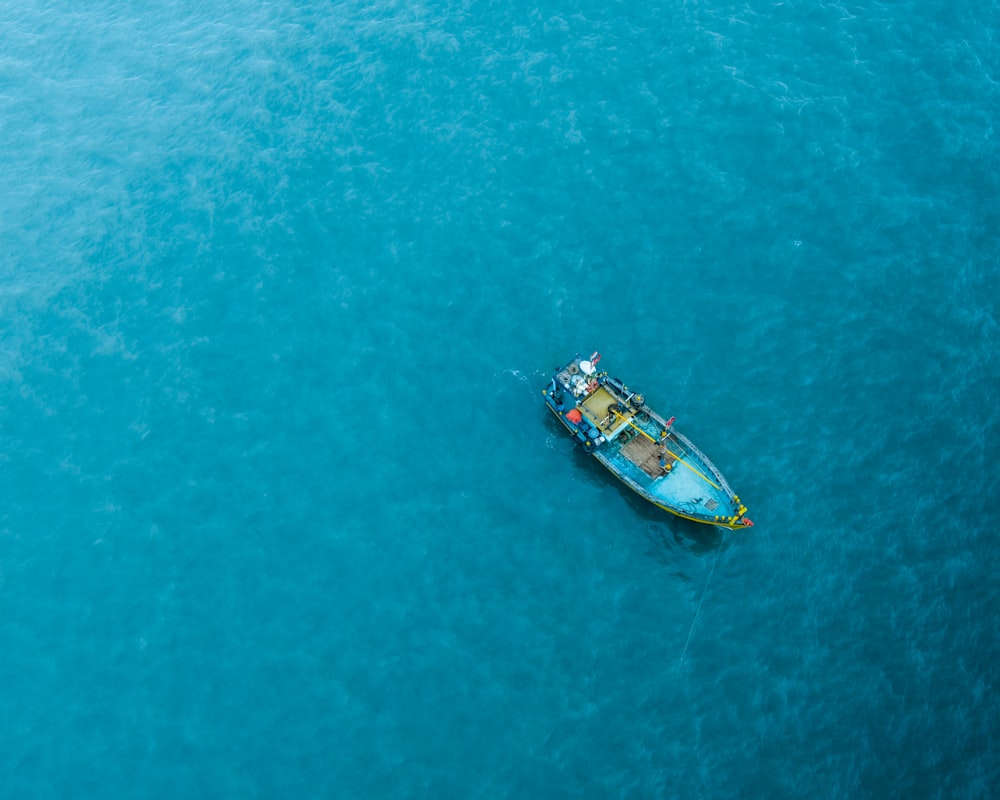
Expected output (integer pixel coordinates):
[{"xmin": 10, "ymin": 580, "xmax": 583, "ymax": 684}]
[
  {"xmin": 596, "ymin": 412, "xmax": 735, "ymax": 521},
  {"xmin": 579, "ymin": 386, "xmax": 633, "ymax": 438},
  {"xmin": 620, "ymin": 434, "xmax": 677, "ymax": 478}
]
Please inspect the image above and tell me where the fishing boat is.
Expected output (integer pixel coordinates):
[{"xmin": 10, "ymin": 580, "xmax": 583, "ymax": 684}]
[{"xmin": 543, "ymin": 352, "xmax": 753, "ymax": 530}]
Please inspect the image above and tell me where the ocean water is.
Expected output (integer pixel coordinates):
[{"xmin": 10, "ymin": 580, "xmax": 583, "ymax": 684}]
[{"xmin": 1, "ymin": 0, "xmax": 997, "ymax": 796}]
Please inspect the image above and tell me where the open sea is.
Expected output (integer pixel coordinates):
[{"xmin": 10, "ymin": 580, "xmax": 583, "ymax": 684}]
[{"xmin": 2, "ymin": 1, "xmax": 998, "ymax": 797}]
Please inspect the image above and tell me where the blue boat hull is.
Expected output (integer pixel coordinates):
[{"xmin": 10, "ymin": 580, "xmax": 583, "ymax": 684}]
[{"xmin": 543, "ymin": 354, "xmax": 752, "ymax": 530}]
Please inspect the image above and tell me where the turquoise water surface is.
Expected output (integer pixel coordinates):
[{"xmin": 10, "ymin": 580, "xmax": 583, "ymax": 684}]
[{"xmin": 2, "ymin": 1, "xmax": 997, "ymax": 797}]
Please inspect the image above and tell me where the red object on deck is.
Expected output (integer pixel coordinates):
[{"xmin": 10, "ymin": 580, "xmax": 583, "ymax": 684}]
[
  {"xmin": 665, "ymin": 416, "xmax": 676, "ymax": 428},
  {"xmin": 566, "ymin": 408, "xmax": 583, "ymax": 424},
  {"xmin": 590, "ymin": 351, "xmax": 602, "ymax": 366},
  {"xmin": 742, "ymin": 518, "xmax": 754, "ymax": 527}
]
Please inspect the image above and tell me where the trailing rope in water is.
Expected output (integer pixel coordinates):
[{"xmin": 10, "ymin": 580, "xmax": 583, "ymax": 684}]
[{"xmin": 679, "ymin": 535, "xmax": 726, "ymax": 668}]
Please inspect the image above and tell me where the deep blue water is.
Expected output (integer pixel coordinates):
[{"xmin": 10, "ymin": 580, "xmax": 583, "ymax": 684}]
[{"xmin": 2, "ymin": 1, "xmax": 998, "ymax": 797}]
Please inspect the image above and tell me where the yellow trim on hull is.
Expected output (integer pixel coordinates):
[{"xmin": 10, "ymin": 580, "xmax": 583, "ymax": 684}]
[{"xmin": 593, "ymin": 453, "xmax": 743, "ymax": 529}]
